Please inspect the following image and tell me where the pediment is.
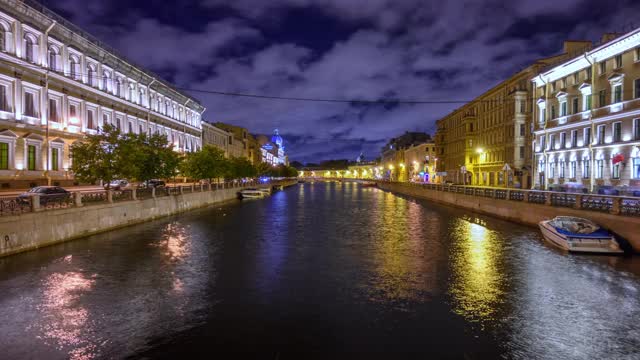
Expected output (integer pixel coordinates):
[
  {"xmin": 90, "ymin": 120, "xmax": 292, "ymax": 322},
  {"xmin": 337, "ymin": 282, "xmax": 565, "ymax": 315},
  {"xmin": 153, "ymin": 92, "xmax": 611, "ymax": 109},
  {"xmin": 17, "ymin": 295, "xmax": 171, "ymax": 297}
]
[{"xmin": 0, "ymin": 129, "xmax": 18, "ymax": 138}]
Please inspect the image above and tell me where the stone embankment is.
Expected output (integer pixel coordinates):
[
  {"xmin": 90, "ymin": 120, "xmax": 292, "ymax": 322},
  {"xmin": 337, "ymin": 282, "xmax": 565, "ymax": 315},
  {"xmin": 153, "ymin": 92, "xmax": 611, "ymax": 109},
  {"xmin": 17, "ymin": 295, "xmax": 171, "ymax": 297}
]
[
  {"xmin": 377, "ymin": 181, "xmax": 640, "ymax": 252},
  {"xmin": 0, "ymin": 180, "xmax": 297, "ymax": 257}
]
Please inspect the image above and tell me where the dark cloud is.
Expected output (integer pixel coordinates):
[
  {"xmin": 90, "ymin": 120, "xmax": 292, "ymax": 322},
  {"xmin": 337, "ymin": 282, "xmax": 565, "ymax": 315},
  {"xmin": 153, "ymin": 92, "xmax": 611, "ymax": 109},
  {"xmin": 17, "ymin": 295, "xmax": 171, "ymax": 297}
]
[{"xmin": 40, "ymin": 0, "xmax": 640, "ymax": 163}]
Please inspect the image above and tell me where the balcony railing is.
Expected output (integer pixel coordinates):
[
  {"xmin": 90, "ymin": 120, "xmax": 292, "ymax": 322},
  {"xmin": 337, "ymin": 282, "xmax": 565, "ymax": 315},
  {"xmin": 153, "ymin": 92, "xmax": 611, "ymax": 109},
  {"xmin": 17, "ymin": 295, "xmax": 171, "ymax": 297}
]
[{"xmin": 392, "ymin": 181, "xmax": 640, "ymax": 217}]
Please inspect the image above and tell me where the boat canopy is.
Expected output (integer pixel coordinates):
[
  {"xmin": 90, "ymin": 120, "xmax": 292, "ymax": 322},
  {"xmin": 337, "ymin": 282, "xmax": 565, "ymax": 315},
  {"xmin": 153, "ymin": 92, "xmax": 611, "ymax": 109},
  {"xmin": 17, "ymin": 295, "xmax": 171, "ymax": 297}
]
[{"xmin": 550, "ymin": 216, "xmax": 600, "ymax": 235}]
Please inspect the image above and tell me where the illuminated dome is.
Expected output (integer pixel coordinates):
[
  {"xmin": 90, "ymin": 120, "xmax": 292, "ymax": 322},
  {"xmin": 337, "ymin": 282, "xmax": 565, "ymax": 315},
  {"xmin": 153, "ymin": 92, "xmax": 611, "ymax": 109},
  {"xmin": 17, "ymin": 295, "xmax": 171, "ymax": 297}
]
[{"xmin": 271, "ymin": 129, "xmax": 284, "ymax": 149}]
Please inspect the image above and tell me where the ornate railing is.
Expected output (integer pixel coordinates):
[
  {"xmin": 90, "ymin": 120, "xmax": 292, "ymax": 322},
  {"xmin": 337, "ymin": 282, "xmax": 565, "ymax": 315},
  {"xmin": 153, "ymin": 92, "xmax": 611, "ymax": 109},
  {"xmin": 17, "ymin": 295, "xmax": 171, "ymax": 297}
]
[
  {"xmin": 82, "ymin": 191, "xmax": 108, "ymax": 204},
  {"xmin": 394, "ymin": 181, "xmax": 639, "ymax": 217},
  {"xmin": 0, "ymin": 196, "xmax": 31, "ymax": 216},
  {"xmin": 42, "ymin": 195, "xmax": 74, "ymax": 210},
  {"xmin": 112, "ymin": 190, "xmax": 133, "ymax": 202}
]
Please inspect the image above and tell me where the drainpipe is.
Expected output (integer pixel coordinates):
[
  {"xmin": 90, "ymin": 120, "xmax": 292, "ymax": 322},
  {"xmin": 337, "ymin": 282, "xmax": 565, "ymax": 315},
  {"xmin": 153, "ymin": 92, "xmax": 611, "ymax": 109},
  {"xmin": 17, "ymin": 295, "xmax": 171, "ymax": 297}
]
[
  {"xmin": 43, "ymin": 21, "xmax": 56, "ymax": 186},
  {"xmin": 584, "ymin": 53, "xmax": 596, "ymax": 193},
  {"xmin": 147, "ymin": 78, "xmax": 156, "ymax": 134},
  {"xmin": 536, "ymin": 74, "xmax": 549, "ymax": 190}
]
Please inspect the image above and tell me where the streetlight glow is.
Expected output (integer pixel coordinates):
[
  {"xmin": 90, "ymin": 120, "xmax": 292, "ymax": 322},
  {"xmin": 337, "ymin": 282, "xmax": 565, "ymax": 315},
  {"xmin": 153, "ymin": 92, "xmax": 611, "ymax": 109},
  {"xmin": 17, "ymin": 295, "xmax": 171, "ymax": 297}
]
[{"xmin": 476, "ymin": 148, "xmax": 484, "ymax": 154}]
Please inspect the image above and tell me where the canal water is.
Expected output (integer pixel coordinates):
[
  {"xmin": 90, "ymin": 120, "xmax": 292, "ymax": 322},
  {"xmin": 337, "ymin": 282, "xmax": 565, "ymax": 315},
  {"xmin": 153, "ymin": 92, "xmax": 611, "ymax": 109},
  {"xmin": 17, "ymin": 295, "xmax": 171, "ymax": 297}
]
[{"xmin": 1, "ymin": 182, "xmax": 639, "ymax": 359}]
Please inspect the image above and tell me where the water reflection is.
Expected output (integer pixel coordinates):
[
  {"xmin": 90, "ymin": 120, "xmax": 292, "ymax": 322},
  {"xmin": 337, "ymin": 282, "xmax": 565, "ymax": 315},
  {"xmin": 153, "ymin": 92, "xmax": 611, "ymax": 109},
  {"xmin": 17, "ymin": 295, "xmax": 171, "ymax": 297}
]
[
  {"xmin": 449, "ymin": 217, "xmax": 505, "ymax": 323},
  {"xmin": 36, "ymin": 264, "xmax": 98, "ymax": 360}
]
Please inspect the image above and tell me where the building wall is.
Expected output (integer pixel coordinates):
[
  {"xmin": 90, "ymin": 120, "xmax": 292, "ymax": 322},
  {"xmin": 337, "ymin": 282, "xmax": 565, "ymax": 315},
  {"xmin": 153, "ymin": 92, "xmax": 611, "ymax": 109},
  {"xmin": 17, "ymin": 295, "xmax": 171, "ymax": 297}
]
[
  {"xmin": 214, "ymin": 123, "xmax": 248, "ymax": 159},
  {"xmin": 435, "ymin": 41, "xmax": 590, "ymax": 188},
  {"xmin": 0, "ymin": 1, "xmax": 204, "ymax": 188},
  {"xmin": 403, "ymin": 142, "xmax": 437, "ymax": 182},
  {"xmin": 202, "ymin": 122, "xmax": 230, "ymax": 157},
  {"xmin": 532, "ymin": 28, "xmax": 640, "ymax": 194}
]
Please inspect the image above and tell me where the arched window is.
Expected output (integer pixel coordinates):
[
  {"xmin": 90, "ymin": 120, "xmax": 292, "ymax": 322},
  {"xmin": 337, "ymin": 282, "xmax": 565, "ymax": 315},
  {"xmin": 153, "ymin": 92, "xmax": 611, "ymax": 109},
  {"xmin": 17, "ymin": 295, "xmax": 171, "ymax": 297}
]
[
  {"xmin": 24, "ymin": 35, "xmax": 35, "ymax": 63},
  {"xmin": 128, "ymin": 84, "xmax": 135, "ymax": 102},
  {"xmin": 115, "ymin": 78, "xmax": 122, "ymax": 97},
  {"xmin": 0, "ymin": 27, "xmax": 5, "ymax": 52},
  {"xmin": 48, "ymin": 46, "xmax": 59, "ymax": 71},
  {"xmin": 139, "ymin": 88, "xmax": 145, "ymax": 106},
  {"xmin": 69, "ymin": 55, "xmax": 79, "ymax": 79},
  {"xmin": 87, "ymin": 64, "xmax": 97, "ymax": 87},
  {"xmin": 103, "ymin": 71, "xmax": 111, "ymax": 92}
]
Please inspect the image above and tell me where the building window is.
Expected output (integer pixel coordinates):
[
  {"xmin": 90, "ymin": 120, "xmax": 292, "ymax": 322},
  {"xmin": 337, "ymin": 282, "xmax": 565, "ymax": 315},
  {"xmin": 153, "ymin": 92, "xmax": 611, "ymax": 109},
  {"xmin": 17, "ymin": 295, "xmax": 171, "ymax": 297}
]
[
  {"xmin": 551, "ymin": 105, "xmax": 556, "ymax": 119},
  {"xmin": 0, "ymin": 142, "xmax": 8, "ymax": 170},
  {"xmin": 48, "ymin": 99, "xmax": 58, "ymax": 122},
  {"xmin": 560, "ymin": 101, "xmax": 567, "ymax": 116},
  {"xmin": 613, "ymin": 122, "xmax": 622, "ymax": 142},
  {"xmin": 27, "ymin": 145, "xmax": 36, "ymax": 171},
  {"xmin": 539, "ymin": 135, "xmax": 545, "ymax": 150},
  {"xmin": 0, "ymin": 27, "xmax": 4, "ymax": 52},
  {"xmin": 596, "ymin": 159, "xmax": 604, "ymax": 178},
  {"xmin": 550, "ymin": 134, "xmax": 556, "ymax": 149},
  {"xmin": 596, "ymin": 125, "xmax": 605, "ymax": 145},
  {"xmin": 51, "ymin": 147, "xmax": 59, "ymax": 171},
  {"xmin": 613, "ymin": 84, "xmax": 622, "ymax": 103},
  {"xmin": 572, "ymin": 98, "xmax": 579, "ymax": 114},
  {"xmin": 128, "ymin": 122, "xmax": 133, "ymax": 133},
  {"xmin": 69, "ymin": 104, "xmax": 77, "ymax": 120},
  {"xmin": 549, "ymin": 162, "xmax": 555, "ymax": 178},
  {"xmin": 570, "ymin": 161, "xmax": 576, "ymax": 179},
  {"xmin": 24, "ymin": 36, "xmax": 35, "ymax": 63},
  {"xmin": 88, "ymin": 65, "xmax": 97, "ymax": 87},
  {"xmin": 585, "ymin": 68, "xmax": 591, "ymax": 80},
  {"xmin": 612, "ymin": 161, "xmax": 620, "ymax": 179},
  {"xmin": 614, "ymin": 54, "xmax": 622, "ymax": 69},
  {"xmin": 87, "ymin": 110, "xmax": 95, "ymax": 130},
  {"xmin": 573, "ymin": 72, "xmax": 579, "ymax": 84},
  {"xmin": 584, "ymin": 127, "xmax": 591, "ymax": 145},
  {"xmin": 139, "ymin": 124, "xmax": 144, "ymax": 134},
  {"xmin": 560, "ymin": 132, "xmax": 566, "ymax": 149},
  {"xmin": 48, "ymin": 47, "xmax": 57, "ymax": 71},
  {"xmin": 0, "ymin": 84, "xmax": 8, "ymax": 111},
  {"xmin": 559, "ymin": 161, "xmax": 565, "ymax": 178},
  {"xmin": 69, "ymin": 57, "xmax": 78, "ymax": 79},
  {"xmin": 519, "ymin": 124, "xmax": 525, "ymax": 136},
  {"xmin": 582, "ymin": 158, "xmax": 590, "ymax": 179},
  {"xmin": 570, "ymin": 130, "xmax": 577, "ymax": 147},
  {"xmin": 116, "ymin": 79, "xmax": 122, "ymax": 97},
  {"xmin": 636, "ymin": 48, "xmax": 640, "ymax": 62},
  {"xmin": 599, "ymin": 61, "xmax": 606, "ymax": 74},
  {"xmin": 583, "ymin": 94, "xmax": 592, "ymax": 111},
  {"xmin": 519, "ymin": 146, "xmax": 525, "ymax": 159},
  {"xmin": 635, "ymin": 118, "xmax": 640, "ymax": 140},
  {"xmin": 635, "ymin": 79, "xmax": 640, "ymax": 99},
  {"xmin": 634, "ymin": 158, "xmax": 640, "ymax": 179},
  {"xmin": 24, "ymin": 92, "xmax": 35, "ymax": 117},
  {"xmin": 599, "ymin": 90, "xmax": 606, "ymax": 107}
]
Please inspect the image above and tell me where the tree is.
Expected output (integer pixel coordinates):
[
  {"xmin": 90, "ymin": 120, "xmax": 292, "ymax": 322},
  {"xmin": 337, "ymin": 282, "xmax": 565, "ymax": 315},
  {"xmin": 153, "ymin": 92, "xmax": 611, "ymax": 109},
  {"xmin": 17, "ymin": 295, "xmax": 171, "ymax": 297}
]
[
  {"xmin": 127, "ymin": 132, "xmax": 181, "ymax": 182},
  {"xmin": 70, "ymin": 124, "xmax": 129, "ymax": 187},
  {"xmin": 180, "ymin": 145, "xmax": 228, "ymax": 182},
  {"xmin": 255, "ymin": 162, "xmax": 273, "ymax": 177},
  {"xmin": 227, "ymin": 157, "xmax": 256, "ymax": 179}
]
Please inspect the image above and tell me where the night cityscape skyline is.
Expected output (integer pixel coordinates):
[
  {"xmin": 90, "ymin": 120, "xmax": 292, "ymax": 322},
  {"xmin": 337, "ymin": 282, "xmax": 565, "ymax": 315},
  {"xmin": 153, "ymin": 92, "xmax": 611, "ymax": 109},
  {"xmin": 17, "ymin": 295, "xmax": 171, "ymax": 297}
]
[{"xmin": 39, "ymin": 0, "xmax": 640, "ymax": 163}]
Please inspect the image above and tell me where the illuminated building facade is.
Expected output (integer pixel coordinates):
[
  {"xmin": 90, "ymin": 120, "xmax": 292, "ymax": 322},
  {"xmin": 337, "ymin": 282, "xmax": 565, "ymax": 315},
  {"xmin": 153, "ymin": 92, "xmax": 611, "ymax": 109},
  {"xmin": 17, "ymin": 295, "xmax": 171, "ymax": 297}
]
[
  {"xmin": 403, "ymin": 142, "xmax": 437, "ymax": 182},
  {"xmin": 201, "ymin": 122, "xmax": 230, "ymax": 157},
  {"xmin": 532, "ymin": 29, "xmax": 640, "ymax": 194},
  {"xmin": 214, "ymin": 122, "xmax": 248, "ymax": 159},
  {"xmin": 436, "ymin": 41, "xmax": 591, "ymax": 188},
  {"xmin": 381, "ymin": 132, "xmax": 431, "ymax": 181},
  {"xmin": 0, "ymin": 0, "xmax": 204, "ymax": 188}
]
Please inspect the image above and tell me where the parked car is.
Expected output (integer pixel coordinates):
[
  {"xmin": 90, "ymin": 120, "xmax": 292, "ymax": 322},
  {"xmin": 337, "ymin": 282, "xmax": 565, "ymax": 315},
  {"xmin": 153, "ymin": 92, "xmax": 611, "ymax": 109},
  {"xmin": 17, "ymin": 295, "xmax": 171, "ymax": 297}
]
[
  {"xmin": 141, "ymin": 179, "xmax": 166, "ymax": 188},
  {"xmin": 18, "ymin": 186, "xmax": 71, "ymax": 206},
  {"xmin": 104, "ymin": 179, "xmax": 129, "ymax": 190}
]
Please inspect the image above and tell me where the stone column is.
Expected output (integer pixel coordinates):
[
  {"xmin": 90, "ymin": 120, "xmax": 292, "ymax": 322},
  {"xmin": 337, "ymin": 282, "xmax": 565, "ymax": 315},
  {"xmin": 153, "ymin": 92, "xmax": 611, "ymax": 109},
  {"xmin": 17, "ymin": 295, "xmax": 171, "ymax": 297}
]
[
  {"xmin": 545, "ymin": 192, "xmax": 552, "ymax": 206},
  {"xmin": 31, "ymin": 194, "xmax": 41, "ymax": 212},
  {"xmin": 523, "ymin": 191, "xmax": 530, "ymax": 203},
  {"xmin": 574, "ymin": 194, "xmax": 582, "ymax": 210},
  {"xmin": 131, "ymin": 188, "xmax": 137, "ymax": 200},
  {"xmin": 107, "ymin": 190, "xmax": 113, "ymax": 203},
  {"xmin": 151, "ymin": 187, "xmax": 156, "ymax": 198},
  {"xmin": 74, "ymin": 192, "xmax": 82, "ymax": 207},
  {"xmin": 611, "ymin": 197, "xmax": 621, "ymax": 215},
  {"xmin": 179, "ymin": 186, "xmax": 184, "ymax": 195}
]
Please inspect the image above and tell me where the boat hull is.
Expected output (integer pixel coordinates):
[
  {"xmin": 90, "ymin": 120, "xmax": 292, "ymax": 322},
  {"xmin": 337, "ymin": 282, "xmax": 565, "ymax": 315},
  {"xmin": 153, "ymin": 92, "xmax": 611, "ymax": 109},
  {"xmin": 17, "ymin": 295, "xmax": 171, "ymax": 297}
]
[{"xmin": 538, "ymin": 221, "xmax": 623, "ymax": 254}]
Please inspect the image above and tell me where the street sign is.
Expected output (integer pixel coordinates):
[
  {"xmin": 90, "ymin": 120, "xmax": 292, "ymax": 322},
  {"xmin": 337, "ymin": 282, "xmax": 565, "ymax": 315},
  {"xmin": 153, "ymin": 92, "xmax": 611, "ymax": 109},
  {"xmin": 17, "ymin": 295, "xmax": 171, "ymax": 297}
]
[
  {"xmin": 460, "ymin": 166, "xmax": 467, "ymax": 173},
  {"xmin": 502, "ymin": 163, "xmax": 511, "ymax": 171}
]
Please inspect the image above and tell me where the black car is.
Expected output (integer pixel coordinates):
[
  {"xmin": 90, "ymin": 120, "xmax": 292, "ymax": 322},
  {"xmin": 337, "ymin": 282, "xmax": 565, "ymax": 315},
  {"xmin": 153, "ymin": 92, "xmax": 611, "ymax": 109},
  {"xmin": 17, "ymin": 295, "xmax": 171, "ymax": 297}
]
[
  {"xmin": 18, "ymin": 186, "xmax": 71, "ymax": 205},
  {"xmin": 141, "ymin": 179, "xmax": 166, "ymax": 188}
]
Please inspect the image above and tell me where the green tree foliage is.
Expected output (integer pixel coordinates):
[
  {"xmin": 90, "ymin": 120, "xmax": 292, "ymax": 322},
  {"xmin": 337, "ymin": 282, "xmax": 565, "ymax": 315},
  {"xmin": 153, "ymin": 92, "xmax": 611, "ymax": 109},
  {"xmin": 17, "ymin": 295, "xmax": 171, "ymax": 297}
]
[
  {"xmin": 70, "ymin": 124, "xmax": 182, "ymax": 187},
  {"xmin": 70, "ymin": 124, "xmax": 128, "ymax": 186},
  {"xmin": 129, "ymin": 132, "xmax": 181, "ymax": 182},
  {"xmin": 180, "ymin": 145, "xmax": 228, "ymax": 181},
  {"xmin": 227, "ymin": 157, "xmax": 257, "ymax": 179}
]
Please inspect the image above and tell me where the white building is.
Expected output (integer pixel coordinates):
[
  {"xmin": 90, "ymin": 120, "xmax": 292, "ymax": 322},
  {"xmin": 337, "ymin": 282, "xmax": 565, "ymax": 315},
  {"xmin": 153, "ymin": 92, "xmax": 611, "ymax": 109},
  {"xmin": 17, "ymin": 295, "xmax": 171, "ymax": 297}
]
[
  {"xmin": 532, "ymin": 29, "xmax": 640, "ymax": 195},
  {"xmin": 0, "ymin": 0, "xmax": 204, "ymax": 188}
]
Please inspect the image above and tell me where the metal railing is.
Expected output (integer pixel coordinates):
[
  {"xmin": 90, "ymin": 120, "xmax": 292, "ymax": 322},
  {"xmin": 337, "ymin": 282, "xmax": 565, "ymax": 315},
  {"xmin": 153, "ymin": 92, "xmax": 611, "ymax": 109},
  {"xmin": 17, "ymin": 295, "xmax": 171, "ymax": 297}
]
[
  {"xmin": 390, "ymin": 181, "xmax": 640, "ymax": 217},
  {"xmin": 0, "ymin": 179, "xmax": 292, "ymax": 217}
]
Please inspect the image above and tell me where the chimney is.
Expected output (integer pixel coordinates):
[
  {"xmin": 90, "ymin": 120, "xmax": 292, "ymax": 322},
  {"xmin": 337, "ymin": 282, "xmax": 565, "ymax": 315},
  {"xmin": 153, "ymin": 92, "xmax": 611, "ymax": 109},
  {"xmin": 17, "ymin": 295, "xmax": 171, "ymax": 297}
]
[
  {"xmin": 563, "ymin": 40, "xmax": 592, "ymax": 55},
  {"xmin": 600, "ymin": 33, "xmax": 623, "ymax": 44}
]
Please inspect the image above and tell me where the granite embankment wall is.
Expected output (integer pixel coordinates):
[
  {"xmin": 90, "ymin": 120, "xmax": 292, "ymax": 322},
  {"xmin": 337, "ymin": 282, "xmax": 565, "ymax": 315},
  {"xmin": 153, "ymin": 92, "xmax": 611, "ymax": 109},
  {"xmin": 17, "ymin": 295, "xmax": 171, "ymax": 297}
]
[
  {"xmin": 0, "ymin": 180, "xmax": 297, "ymax": 257},
  {"xmin": 377, "ymin": 182, "xmax": 640, "ymax": 252}
]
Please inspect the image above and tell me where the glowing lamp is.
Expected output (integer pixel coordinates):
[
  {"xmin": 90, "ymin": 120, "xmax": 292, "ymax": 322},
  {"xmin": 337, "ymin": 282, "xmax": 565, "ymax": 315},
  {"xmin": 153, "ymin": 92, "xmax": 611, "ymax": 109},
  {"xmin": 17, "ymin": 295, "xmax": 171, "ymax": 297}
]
[{"xmin": 476, "ymin": 148, "xmax": 484, "ymax": 154}]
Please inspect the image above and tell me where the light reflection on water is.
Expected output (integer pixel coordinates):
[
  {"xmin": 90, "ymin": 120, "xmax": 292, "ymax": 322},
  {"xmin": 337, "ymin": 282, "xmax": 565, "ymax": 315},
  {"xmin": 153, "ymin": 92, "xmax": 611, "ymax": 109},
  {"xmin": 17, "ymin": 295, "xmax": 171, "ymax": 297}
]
[{"xmin": 0, "ymin": 182, "xmax": 639, "ymax": 359}]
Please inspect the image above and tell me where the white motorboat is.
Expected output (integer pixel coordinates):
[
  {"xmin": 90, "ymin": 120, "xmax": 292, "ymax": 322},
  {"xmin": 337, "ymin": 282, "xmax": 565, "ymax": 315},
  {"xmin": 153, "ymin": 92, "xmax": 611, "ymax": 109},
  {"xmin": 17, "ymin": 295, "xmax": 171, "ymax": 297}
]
[
  {"xmin": 257, "ymin": 187, "xmax": 272, "ymax": 195},
  {"xmin": 538, "ymin": 216, "xmax": 624, "ymax": 254},
  {"xmin": 239, "ymin": 189, "xmax": 265, "ymax": 199}
]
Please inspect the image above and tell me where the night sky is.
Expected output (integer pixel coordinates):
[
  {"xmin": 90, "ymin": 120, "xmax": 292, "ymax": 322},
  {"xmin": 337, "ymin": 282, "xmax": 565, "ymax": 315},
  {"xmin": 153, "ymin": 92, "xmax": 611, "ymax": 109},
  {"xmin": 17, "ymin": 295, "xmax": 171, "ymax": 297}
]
[{"xmin": 41, "ymin": 0, "xmax": 640, "ymax": 163}]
